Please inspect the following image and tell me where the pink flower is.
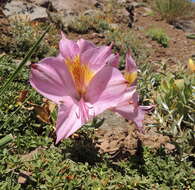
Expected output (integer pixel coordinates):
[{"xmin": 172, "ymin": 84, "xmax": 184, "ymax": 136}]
[
  {"xmin": 111, "ymin": 54, "xmax": 153, "ymax": 131},
  {"xmin": 30, "ymin": 34, "xmax": 127, "ymax": 143}
]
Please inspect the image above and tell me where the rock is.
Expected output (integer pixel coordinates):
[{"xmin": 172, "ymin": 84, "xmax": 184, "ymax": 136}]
[
  {"xmin": 0, "ymin": 0, "xmax": 9, "ymax": 8},
  {"xmin": 129, "ymin": 2, "xmax": 141, "ymax": 8},
  {"xmin": 29, "ymin": 0, "xmax": 98, "ymax": 13},
  {"xmin": 28, "ymin": 0, "xmax": 50, "ymax": 6},
  {"xmin": 109, "ymin": 23, "xmax": 119, "ymax": 30},
  {"xmin": 116, "ymin": 0, "xmax": 128, "ymax": 4},
  {"xmin": 98, "ymin": 111, "xmax": 131, "ymax": 130},
  {"xmin": 142, "ymin": 7, "xmax": 153, "ymax": 17},
  {"xmin": 94, "ymin": 2, "xmax": 102, "ymax": 8},
  {"xmin": 94, "ymin": 111, "xmax": 175, "ymax": 159},
  {"xmin": 173, "ymin": 20, "xmax": 195, "ymax": 33},
  {"xmin": 50, "ymin": 0, "xmax": 97, "ymax": 13},
  {"xmin": 47, "ymin": 11, "xmax": 76, "ymax": 32},
  {"xmin": 3, "ymin": 0, "xmax": 48, "ymax": 21},
  {"xmin": 30, "ymin": 0, "xmax": 55, "ymax": 11},
  {"xmin": 83, "ymin": 9, "xmax": 100, "ymax": 16},
  {"xmin": 125, "ymin": 5, "xmax": 135, "ymax": 27}
]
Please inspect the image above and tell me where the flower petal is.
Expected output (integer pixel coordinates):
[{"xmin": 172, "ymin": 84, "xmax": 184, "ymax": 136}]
[
  {"xmin": 30, "ymin": 57, "xmax": 78, "ymax": 104},
  {"xmin": 59, "ymin": 34, "xmax": 79, "ymax": 59},
  {"xmin": 112, "ymin": 90, "xmax": 154, "ymax": 131},
  {"xmin": 55, "ymin": 97, "xmax": 94, "ymax": 143},
  {"xmin": 115, "ymin": 105, "xmax": 145, "ymax": 131},
  {"xmin": 55, "ymin": 100, "xmax": 83, "ymax": 143},
  {"xmin": 85, "ymin": 66, "xmax": 127, "ymax": 115},
  {"xmin": 80, "ymin": 45, "xmax": 112, "ymax": 72},
  {"xmin": 106, "ymin": 53, "xmax": 119, "ymax": 67},
  {"xmin": 77, "ymin": 38, "xmax": 96, "ymax": 54},
  {"xmin": 124, "ymin": 54, "xmax": 138, "ymax": 86},
  {"xmin": 125, "ymin": 53, "xmax": 137, "ymax": 73}
]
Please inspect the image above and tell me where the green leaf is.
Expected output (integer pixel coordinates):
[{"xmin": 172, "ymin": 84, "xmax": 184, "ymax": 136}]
[{"xmin": 0, "ymin": 134, "xmax": 14, "ymax": 147}]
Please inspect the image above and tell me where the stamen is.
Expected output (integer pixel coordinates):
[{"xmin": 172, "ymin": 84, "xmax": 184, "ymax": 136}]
[
  {"xmin": 65, "ymin": 56, "xmax": 94, "ymax": 96},
  {"xmin": 124, "ymin": 71, "xmax": 137, "ymax": 86}
]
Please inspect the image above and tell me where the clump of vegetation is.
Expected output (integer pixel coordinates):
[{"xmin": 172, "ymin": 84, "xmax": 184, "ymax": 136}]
[
  {"xmin": 138, "ymin": 57, "xmax": 195, "ymax": 158},
  {"xmin": 186, "ymin": 33, "xmax": 195, "ymax": 39},
  {"xmin": 1, "ymin": 52, "xmax": 195, "ymax": 189},
  {"xmin": 154, "ymin": 0, "xmax": 192, "ymax": 23},
  {"xmin": 105, "ymin": 29, "xmax": 150, "ymax": 68},
  {"xmin": 155, "ymin": 72, "xmax": 195, "ymax": 156},
  {"xmin": 68, "ymin": 14, "xmax": 110, "ymax": 34},
  {"xmin": 146, "ymin": 27, "xmax": 169, "ymax": 47},
  {"xmin": 0, "ymin": 16, "xmax": 58, "ymax": 61}
]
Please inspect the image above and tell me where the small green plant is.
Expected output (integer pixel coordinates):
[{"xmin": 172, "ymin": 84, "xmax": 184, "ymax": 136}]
[
  {"xmin": 186, "ymin": 33, "xmax": 195, "ymax": 39},
  {"xmin": 156, "ymin": 73, "xmax": 195, "ymax": 156},
  {"xmin": 154, "ymin": 0, "xmax": 192, "ymax": 23},
  {"xmin": 146, "ymin": 27, "xmax": 169, "ymax": 47},
  {"xmin": 0, "ymin": 25, "xmax": 50, "ymax": 96},
  {"xmin": 68, "ymin": 14, "xmax": 110, "ymax": 34}
]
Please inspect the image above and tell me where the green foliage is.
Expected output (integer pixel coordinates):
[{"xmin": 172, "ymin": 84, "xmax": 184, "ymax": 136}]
[
  {"xmin": 146, "ymin": 27, "xmax": 169, "ymax": 48},
  {"xmin": 105, "ymin": 29, "xmax": 150, "ymax": 69},
  {"xmin": 0, "ymin": 11, "xmax": 195, "ymax": 189},
  {"xmin": 0, "ymin": 134, "xmax": 13, "ymax": 147},
  {"xmin": 138, "ymin": 59, "xmax": 194, "ymax": 157},
  {"xmin": 68, "ymin": 14, "xmax": 110, "ymax": 34},
  {"xmin": 0, "ymin": 55, "xmax": 194, "ymax": 189},
  {"xmin": 0, "ymin": 25, "xmax": 50, "ymax": 96},
  {"xmin": 0, "ymin": 18, "xmax": 57, "ymax": 61},
  {"xmin": 0, "ymin": 143, "xmax": 194, "ymax": 189},
  {"xmin": 186, "ymin": 33, "xmax": 195, "ymax": 39},
  {"xmin": 154, "ymin": 0, "xmax": 192, "ymax": 23},
  {"xmin": 156, "ymin": 72, "xmax": 195, "ymax": 156},
  {"xmin": 138, "ymin": 61, "xmax": 162, "ymax": 104}
]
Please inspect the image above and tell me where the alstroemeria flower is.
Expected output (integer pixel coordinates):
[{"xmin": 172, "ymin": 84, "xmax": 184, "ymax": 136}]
[
  {"xmin": 30, "ymin": 34, "xmax": 127, "ymax": 143},
  {"xmin": 188, "ymin": 58, "xmax": 195, "ymax": 73},
  {"xmin": 124, "ymin": 53, "xmax": 137, "ymax": 86},
  {"xmin": 112, "ymin": 54, "xmax": 153, "ymax": 131}
]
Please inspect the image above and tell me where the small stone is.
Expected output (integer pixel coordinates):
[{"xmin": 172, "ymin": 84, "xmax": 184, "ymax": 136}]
[
  {"xmin": 18, "ymin": 171, "xmax": 32, "ymax": 184},
  {"xmin": 83, "ymin": 9, "xmax": 100, "ymax": 16},
  {"xmin": 109, "ymin": 23, "xmax": 119, "ymax": 30},
  {"xmin": 165, "ymin": 143, "xmax": 175, "ymax": 151},
  {"xmin": 129, "ymin": 2, "xmax": 142, "ymax": 8},
  {"xmin": 3, "ymin": 1, "xmax": 48, "ymax": 21},
  {"xmin": 173, "ymin": 20, "xmax": 195, "ymax": 33}
]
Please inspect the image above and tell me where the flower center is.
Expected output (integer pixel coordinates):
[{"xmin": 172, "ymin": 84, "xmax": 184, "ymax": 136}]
[
  {"xmin": 124, "ymin": 71, "xmax": 137, "ymax": 86},
  {"xmin": 65, "ymin": 56, "xmax": 94, "ymax": 96}
]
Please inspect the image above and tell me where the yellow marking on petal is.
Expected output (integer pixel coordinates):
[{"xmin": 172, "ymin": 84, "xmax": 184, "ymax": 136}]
[
  {"xmin": 65, "ymin": 56, "xmax": 94, "ymax": 96},
  {"xmin": 124, "ymin": 71, "xmax": 137, "ymax": 86},
  {"xmin": 188, "ymin": 58, "xmax": 195, "ymax": 73}
]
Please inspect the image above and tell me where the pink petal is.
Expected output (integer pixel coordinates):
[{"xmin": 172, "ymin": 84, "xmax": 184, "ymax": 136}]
[
  {"xmin": 112, "ymin": 90, "xmax": 154, "ymax": 131},
  {"xmin": 77, "ymin": 38, "xmax": 96, "ymax": 54},
  {"xmin": 55, "ymin": 100, "xmax": 83, "ymax": 143},
  {"xmin": 59, "ymin": 34, "xmax": 79, "ymax": 59},
  {"xmin": 114, "ymin": 105, "xmax": 146, "ymax": 131},
  {"xmin": 115, "ymin": 87, "xmax": 136, "ymax": 107},
  {"xmin": 55, "ymin": 97, "xmax": 94, "ymax": 143},
  {"xmin": 80, "ymin": 45, "xmax": 112, "ymax": 72},
  {"xmin": 85, "ymin": 66, "xmax": 127, "ymax": 115},
  {"xmin": 106, "ymin": 53, "xmax": 119, "ymax": 68},
  {"xmin": 125, "ymin": 53, "xmax": 137, "ymax": 73},
  {"xmin": 30, "ymin": 57, "xmax": 78, "ymax": 104}
]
